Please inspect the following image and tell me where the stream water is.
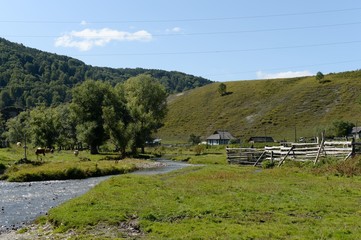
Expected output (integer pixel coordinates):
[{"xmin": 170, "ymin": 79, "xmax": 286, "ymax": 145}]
[{"xmin": 0, "ymin": 160, "xmax": 191, "ymax": 234}]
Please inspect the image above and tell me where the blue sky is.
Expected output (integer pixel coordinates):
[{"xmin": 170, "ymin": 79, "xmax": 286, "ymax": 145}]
[{"xmin": 1, "ymin": 0, "xmax": 361, "ymax": 82}]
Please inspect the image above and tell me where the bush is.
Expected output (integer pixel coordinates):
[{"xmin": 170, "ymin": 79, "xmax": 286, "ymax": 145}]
[
  {"xmin": 313, "ymin": 157, "xmax": 361, "ymax": 177},
  {"xmin": 262, "ymin": 160, "xmax": 275, "ymax": 169},
  {"xmin": 194, "ymin": 145, "xmax": 205, "ymax": 155},
  {"xmin": 0, "ymin": 163, "xmax": 6, "ymax": 171},
  {"xmin": 65, "ymin": 167, "xmax": 86, "ymax": 179}
]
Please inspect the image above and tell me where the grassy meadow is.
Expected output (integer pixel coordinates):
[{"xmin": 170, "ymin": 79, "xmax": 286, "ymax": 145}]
[
  {"xmin": 34, "ymin": 158, "xmax": 361, "ymax": 239},
  {"xmin": 158, "ymin": 70, "xmax": 361, "ymax": 143},
  {"xmin": 0, "ymin": 145, "xmax": 156, "ymax": 182},
  {"xmin": 2, "ymin": 144, "xmax": 361, "ymax": 239}
]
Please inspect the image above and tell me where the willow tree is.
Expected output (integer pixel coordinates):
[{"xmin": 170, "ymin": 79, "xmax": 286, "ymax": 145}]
[{"xmin": 124, "ymin": 74, "xmax": 167, "ymax": 154}]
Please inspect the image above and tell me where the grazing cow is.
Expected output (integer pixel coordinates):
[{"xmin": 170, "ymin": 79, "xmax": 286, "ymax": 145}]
[
  {"xmin": 45, "ymin": 148, "xmax": 54, "ymax": 154},
  {"xmin": 35, "ymin": 148, "xmax": 46, "ymax": 156},
  {"xmin": 16, "ymin": 142, "xmax": 22, "ymax": 147},
  {"xmin": 74, "ymin": 150, "xmax": 79, "ymax": 156}
]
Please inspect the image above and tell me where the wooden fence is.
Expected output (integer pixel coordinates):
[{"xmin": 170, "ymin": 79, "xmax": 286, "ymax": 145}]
[{"xmin": 226, "ymin": 140, "xmax": 353, "ymax": 166}]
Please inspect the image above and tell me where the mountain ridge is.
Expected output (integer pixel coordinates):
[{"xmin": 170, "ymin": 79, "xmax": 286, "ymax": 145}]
[{"xmin": 0, "ymin": 37, "xmax": 212, "ymax": 109}]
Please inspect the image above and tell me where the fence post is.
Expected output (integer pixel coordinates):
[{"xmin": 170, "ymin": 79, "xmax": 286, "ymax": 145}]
[
  {"xmin": 278, "ymin": 146, "xmax": 294, "ymax": 166},
  {"xmin": 314, "ymin": 132, "xmax": 325, "ymax": 165}
]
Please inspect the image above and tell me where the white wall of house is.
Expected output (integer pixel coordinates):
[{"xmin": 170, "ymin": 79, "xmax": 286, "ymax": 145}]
[{"xmin": 207, "ymin": 139, "xmax": 229, "ymax": 145}]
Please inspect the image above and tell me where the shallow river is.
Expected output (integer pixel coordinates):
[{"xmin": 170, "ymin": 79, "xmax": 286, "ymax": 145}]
[{"xmin": 0, "ymin": 160, "xmax": 191, "ymax": 233}]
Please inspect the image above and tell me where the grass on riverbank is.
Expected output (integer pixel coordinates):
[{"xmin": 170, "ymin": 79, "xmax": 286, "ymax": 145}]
[
  {"xmin": 0, "ymin": 146, "xmax": 159, "ymax": 182},
  {"xmin": 3, "ymin": 159, "xmax": 140, "ymax": 182},
  {"xmin": 41, "ymin": 160, "xmax": 361, "ymax": 239}
]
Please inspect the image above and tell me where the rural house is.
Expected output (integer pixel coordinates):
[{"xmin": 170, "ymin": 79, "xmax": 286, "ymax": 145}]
[
  {"xmin": 248, "ymin": 136, "xmax": 275, "ymax": 143},
  {"xmin": 206, "ymin": 130, "xmax": 236, "ymax": 145},
  {"xmin": 351, "ymin": 127, "xmax": 361, "ymax": 139}
]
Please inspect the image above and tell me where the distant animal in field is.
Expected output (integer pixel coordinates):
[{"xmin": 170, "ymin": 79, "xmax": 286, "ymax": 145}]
[
  {"xmin": 74, "ymin": 150, "xmax": 79, "ymax": 156},
  {"xmin": 16, "ymin": 142, "xmax": 22, "ymax": 147},
  {"xmin": 35, "ymin": 148, "xmax": 46, "ymax": 156}
]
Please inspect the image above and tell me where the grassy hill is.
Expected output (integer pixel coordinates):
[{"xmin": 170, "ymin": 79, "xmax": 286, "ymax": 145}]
[{"xmin": 158, "ymin": 70, "xmax": 361, "ymax": 143}]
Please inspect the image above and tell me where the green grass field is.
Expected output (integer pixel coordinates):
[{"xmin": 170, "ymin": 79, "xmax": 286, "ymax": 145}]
[
  {"xmin": 28, "ymin": 156, "xmax": 361, "ymax": 239},
  {"xmin": 3, "ymin": 144, "xmax": 361, "ymax": 239}
]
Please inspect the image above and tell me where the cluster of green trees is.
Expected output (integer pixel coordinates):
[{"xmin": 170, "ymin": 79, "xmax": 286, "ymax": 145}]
[
  {"xmin": 2, "ymin": 74, "xmax": 167, "ymax": 156},
  {"xmin": 0, "ymin": 37, "xmax": 212, "ymax": 109}
]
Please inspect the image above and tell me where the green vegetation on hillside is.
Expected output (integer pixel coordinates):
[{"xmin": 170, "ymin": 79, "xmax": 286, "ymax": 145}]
[
  {"xmin": 159, "ymin": 71, "xmax": 361, "ymax": 143},
  {"xmin": 0, "ymin": 38, "xmax": 211, "ymax": 109}
]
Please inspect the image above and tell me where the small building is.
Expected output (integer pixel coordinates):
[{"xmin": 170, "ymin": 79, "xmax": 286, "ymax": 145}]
[
  {"xmin": 206, "ymin": 130, "xmax": 236, "ymax": 145},
  {"xmin": 248, "ymin": 136, "xmax": 275, "ymax": 143},
  {"xmin": 351, "ymin": 127, "xmax": 361, "ymax": 139},
  {"xmin": 146, "ymin": 138, "xmax": 162, "ymax": 146}
]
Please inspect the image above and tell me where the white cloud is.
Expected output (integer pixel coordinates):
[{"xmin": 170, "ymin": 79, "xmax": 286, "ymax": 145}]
[
  {"xmin": 54, "ymin": 28, "xmax": 152, "ymax": 51},
  {"xmin": 166, "ymin": 27, "xmax": 182, "ymax": 33},
  {"xmin": 80, "ymin": 20, "xmax": 88, "ymax": 26},
  {"xmin": 256, "ymin": 70, "xmax": 313, "ymax": 79}
]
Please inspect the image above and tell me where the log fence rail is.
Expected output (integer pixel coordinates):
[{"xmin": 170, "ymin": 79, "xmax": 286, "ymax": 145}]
[{"xmin": 226, "ymin": 140, "xmax": 354, "ymax": 166}]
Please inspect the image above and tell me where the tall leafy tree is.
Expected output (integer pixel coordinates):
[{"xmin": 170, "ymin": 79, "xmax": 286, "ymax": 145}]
[
  {"xmin": 102, "ymin": 84, "xmax": 130, "ymax": 158},
  {"xmin": 53, "ymin": 104, "xmax": 78, "ymax": 150},
  {"xmin": 4, "ymin": 111, "xmax": 30, "ymax": 144},
  {"xmin": 70, "ymin": 80, "xmax": 113, "ymax": 154},
  {"xmin": 29, "ymin": 106, "xmax": 57, "ymax": 148},
  {"xmin": 332, "ymin": 120, "xmax": 354, "ymax": 137},
  {"xmin": 124, "ymin": 74, "xmax": 167, "ymax": 154}
]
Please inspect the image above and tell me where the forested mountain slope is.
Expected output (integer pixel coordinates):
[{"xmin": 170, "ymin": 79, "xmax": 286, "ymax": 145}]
[
  {"xmin": 158, "ymin": 71, "xmax": 361, "ymax": 143},
  {"xmin": 0, "ymin": 38, "xmax": 212, "ymax": 109}
]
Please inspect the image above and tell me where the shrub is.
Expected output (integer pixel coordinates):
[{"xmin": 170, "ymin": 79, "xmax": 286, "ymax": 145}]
[
  {"xmin": 262, "ymin": 160, "xmax": 275, "ymax": 169},
  {"xmin": 313, "ymin": 157, "xmax": 361, "ymax": 177},
  {"xmin": 0, "ymin": 163, "xmax": 6, "ymax": 173},
  {"xmin": 194, "ymin": 145, "xmax": 206, "ymax": 155},
  {"xmin": 65, "ymin": 167, "xmax": 86, "ymax": 179}
]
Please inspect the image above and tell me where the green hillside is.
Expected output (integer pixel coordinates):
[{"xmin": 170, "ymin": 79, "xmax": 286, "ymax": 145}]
[
  {"xmin": 0, "ymin": 38, "xmax": 211, "ymax": 109},
  {"xmin": 158, "ymin": 71, "xmax": 361, "ymax": 143}
]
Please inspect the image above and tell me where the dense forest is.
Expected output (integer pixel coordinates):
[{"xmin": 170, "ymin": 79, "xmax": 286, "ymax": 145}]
[{"xmin": 0, "ymin": 37, "xmax": 212, "ymax": 112}]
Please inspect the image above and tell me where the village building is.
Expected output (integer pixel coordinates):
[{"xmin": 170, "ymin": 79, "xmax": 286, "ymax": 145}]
[
  {"xmin": 351, "ymin": 127, "xmax": 361, "ymax": 139},
  {"xmin": 206, "ymin": 130, "xmax": 236, "ymax": 145},
  {"xmin": 248, "ymin": 136, "xmax": 275, "ymax": 143}
]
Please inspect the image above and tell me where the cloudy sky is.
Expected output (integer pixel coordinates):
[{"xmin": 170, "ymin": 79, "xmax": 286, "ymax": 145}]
[{"xmin": 1, "ymin": 0, "xmax": 361, "ymax": 81}]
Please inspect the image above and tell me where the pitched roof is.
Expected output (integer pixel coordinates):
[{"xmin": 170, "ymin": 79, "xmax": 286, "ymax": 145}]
[
  {"xmin": 207, "ymin": 130, "xmax": 235, "ymax": 140},
  {"xmin": 352, "ymin": 127, "xmax": 361, "ymax": 133},
  {"xmin": 248, "ymin": 136, "xmax": 275, "ymax": 142}
]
